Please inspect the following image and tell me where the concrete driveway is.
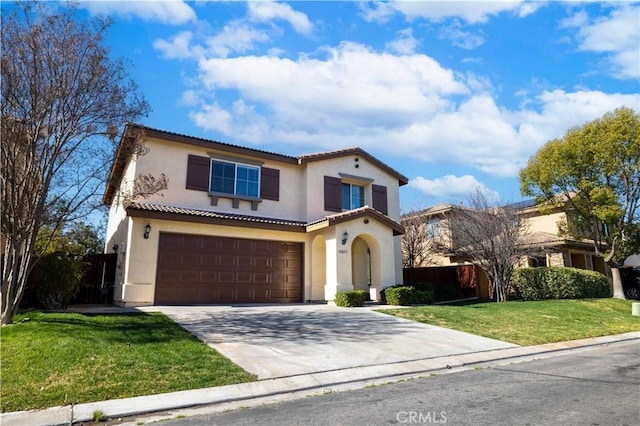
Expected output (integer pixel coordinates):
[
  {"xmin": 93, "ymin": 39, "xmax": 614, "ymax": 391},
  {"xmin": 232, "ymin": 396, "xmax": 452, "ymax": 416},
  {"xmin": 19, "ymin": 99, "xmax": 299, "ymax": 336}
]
[{"xmin": 142, "ymin": 304, "xmax": 518, "ymax": 379}]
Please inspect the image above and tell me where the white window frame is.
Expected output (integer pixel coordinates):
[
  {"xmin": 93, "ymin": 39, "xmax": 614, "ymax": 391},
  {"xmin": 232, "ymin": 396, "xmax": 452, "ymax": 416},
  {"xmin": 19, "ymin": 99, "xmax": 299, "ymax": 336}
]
[{"xmin": 209, "ymin": 158, "xmax": 261, "ymax": 199}]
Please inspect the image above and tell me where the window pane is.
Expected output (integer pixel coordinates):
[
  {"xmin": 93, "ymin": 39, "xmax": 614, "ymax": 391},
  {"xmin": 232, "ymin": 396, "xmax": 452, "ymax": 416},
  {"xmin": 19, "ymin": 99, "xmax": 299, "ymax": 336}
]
[
  {"xmin": 236, "ymin": 164, "xmax": 259, "ymax": 197},
  {"xmin": 352, "ymin": 185, "xmax": 365, "ymax": 209},
  {"xmin": 341, "ymin": 184, "xmax": 350, "ymax": 210},
  {"xmin": 426, "ymin": 219, "xmax": 440, "ymax": 238},
  {"xmin": 211, "ymin": 161, "xmax": 236, "ymax": 194}
]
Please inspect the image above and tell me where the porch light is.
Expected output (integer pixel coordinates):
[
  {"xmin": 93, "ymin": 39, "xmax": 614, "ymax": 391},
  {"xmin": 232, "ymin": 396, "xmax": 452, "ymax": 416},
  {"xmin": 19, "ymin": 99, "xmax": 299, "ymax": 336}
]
[
  {"xmin": 143, "ymin": 223, "xmax": 151, "ymax": 239},
  {"xmin": 342, "ymin": 230, "xmax": 349, "ymax": 245}
]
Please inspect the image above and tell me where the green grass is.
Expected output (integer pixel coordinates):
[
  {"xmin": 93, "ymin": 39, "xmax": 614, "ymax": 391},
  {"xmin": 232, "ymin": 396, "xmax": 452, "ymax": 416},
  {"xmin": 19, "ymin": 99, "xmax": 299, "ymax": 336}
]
[
  {"xmin": 378, "ymin": 298, "xmax": 640, "ymax": 346},
  {"xmin": 1, "ymin": 311, "xmax": 256, "ymax": 413}
]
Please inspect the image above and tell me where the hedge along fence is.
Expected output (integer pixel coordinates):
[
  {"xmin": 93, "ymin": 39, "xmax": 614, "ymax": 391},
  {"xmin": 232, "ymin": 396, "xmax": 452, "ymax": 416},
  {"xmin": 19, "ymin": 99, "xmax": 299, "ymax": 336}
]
[
  {"xmin": 383, "ymin": 286, "xmax": 435, "ymax": 306},
  {"xmin": 509, "ymin": 267, "xmax": 611, "ymax": 301}
]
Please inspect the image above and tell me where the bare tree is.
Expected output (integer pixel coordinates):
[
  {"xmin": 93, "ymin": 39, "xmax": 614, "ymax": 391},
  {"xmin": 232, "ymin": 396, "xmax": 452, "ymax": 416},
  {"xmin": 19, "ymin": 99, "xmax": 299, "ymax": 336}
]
[
  {"xmin": 401, "ymin": 209, "xmax": 436, "ymax": 268},
  {"xmin": 1, "ymin": 3, "xmax": 150, "ymax": 325},
  {"xmin": 433, "ymin": 191, "xmax": 532, "ymax": 302}
]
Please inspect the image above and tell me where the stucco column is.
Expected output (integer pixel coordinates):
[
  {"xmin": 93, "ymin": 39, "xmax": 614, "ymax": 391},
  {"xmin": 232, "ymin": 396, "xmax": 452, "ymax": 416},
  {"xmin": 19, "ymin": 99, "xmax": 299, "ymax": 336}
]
[{"xmin": 324, "ymin": 233, "xmax": 353, "ymax": 300}]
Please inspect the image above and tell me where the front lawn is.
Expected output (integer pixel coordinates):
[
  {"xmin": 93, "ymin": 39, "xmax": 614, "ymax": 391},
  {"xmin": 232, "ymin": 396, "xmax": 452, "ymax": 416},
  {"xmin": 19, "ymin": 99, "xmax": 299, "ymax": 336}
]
[
  {"xmin": 1, "ymin": 311, "xmax": 256, "ymax": 413},
  {"xmin": 379, "ymin": 298, "xmax": 640, "ymax": 346}
]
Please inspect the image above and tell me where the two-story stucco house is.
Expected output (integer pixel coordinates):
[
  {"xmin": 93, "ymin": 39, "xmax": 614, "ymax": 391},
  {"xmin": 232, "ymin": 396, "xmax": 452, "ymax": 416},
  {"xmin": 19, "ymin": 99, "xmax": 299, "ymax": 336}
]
[{"xmin": 103, "ymin": 124, "xmax": 407, "ymax": 306}]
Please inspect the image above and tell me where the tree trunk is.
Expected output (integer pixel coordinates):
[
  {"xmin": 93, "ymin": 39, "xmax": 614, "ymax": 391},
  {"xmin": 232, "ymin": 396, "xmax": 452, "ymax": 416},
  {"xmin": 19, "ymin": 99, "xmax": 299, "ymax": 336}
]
[{"xmin": 609, "ymin": 267, "xmax": 625, "ymax": 299}]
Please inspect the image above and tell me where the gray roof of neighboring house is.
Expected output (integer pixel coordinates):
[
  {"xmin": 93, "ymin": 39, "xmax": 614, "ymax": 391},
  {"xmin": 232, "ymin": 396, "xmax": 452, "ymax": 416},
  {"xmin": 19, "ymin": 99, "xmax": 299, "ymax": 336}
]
[{"xmin": 521, "ymin": 231, "xmax": 598, "ymax": 250}]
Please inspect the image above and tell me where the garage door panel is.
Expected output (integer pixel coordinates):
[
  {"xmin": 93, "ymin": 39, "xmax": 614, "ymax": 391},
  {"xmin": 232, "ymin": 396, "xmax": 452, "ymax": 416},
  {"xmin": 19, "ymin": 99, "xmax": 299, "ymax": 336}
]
[
  {"xmin": 155, "ymin": 233, "xmax": 303, "ymax": 304},
  {"xmin": 254, "ymin": 273, "xmax": 270, "ymax": 284},
  {"xmin": 200, "ymin": 271, "xmax": 217, "ymax": 282},
  {"xmin": 237, "ymin": 255, "xmax": 253, "ymax": 268},
  {"xmin": 181, "ymin": 253, "xmax": 201, "ymax": 266},
  {"xmin": 179, "ymin": 270, "xmax": 199, "ymax": 282},
  {"xmin": 237, "ymin": 271, "xmax": 253, "ymax": 284}
]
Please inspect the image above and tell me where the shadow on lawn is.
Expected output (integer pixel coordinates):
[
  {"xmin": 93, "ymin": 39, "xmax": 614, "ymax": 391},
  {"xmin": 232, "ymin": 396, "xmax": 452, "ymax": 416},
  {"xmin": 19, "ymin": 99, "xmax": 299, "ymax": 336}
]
[{"xmin": 15, "ymin": 311, "xmax": 200, "ymax": 345}]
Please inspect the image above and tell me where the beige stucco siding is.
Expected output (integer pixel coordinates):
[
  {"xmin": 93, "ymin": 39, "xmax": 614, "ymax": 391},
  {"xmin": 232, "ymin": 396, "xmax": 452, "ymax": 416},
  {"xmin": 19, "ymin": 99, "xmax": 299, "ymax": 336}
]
[
  {"xmin": 304, "ymin": 155, "xmax": 402, "ymax": 222},
  {"xmin": 525, "ymin": 211, "xmax": 566, "ymax": 234},
  {"xmin": 132, "ymin": 137, "xmax": 306, "ymax": 221}
]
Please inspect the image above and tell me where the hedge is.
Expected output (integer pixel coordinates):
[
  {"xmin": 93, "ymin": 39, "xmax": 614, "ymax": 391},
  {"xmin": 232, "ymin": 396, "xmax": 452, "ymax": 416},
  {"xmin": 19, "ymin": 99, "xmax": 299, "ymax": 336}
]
[
  {"xmin": 334, "ymin": 290, "xmax": 368, "ymax": 307},
  {"xmin": 383, "ymin": 286, "xmax": 435, "ymax": 306},
  {"xmin": 35, "ymin": 252, "xmax": 83, "ymax": 309},
  {"xmin": 509, "ymin": 267, "xmax": 611, "ymax": 301}
]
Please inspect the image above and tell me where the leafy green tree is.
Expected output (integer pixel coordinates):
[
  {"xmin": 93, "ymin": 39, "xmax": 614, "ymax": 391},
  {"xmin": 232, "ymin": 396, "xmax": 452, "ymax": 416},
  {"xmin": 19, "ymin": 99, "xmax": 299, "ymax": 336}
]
[
  {"xmin": 520, "ymin": 107, "xmax": 640, "ymax": 298},
  {"xmin": 35, "ymin": 221, "xmax": 104, "ymax": 256},
  {"xmin": 1, "ymin": 2, "xmax": 149, "ymax": 325}
]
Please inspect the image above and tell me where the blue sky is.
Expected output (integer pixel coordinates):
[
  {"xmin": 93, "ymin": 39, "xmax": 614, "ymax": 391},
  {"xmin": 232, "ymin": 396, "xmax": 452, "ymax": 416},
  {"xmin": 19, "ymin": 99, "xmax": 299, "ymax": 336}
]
[{"xmin": 22, "ymin": 1, "xmax": 640, "ymax": 211}]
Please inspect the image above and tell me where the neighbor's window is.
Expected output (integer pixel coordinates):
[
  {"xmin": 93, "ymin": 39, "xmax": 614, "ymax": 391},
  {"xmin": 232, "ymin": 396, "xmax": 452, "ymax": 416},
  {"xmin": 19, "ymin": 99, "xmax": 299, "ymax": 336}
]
[
  {"xmin": 210, "ymin": 159, "xmax": 259, "ymax": 197},
  {"xmin": 425, "ymin": 218, "xmax": 441, "ymax": 238},
  {"xmin": 342, "ymin": 183, "xmax": 365, "ymax": 210}
]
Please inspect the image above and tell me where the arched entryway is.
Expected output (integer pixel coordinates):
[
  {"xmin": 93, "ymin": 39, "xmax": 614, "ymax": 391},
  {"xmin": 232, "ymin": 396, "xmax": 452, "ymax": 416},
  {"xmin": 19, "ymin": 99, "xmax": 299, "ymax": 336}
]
[
  {"xmin": 351, "ymin": 234, "xmax": 382, "ymax": 297},
  {"xmin": 352, "ymin": 237, "xmax": 371, "ymax": 292}
]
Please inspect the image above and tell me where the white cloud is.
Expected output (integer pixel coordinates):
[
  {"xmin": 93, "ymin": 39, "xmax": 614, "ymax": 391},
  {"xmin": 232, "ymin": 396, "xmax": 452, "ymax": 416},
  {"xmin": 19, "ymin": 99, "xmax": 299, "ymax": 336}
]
[
  {"xmin": 248, "ymin": 1, "xmax": 313, "ymax": 35},
  {"xmin": 173, "ymin": 41, "xmax": 638, "ymax": 178},
  {"xmin": 559, "ymin": 10, "xmax": 588, "ymax": 28},
  {"xmin": 81, "ymin": 0, "xmax": 196, "ymax": 25},
  {"xmin": 409, "ymin": 175, "xmax": 500, "ymax": 201},
  {"xmin": 153, "ymin": 31, "xmax": 198, "ymax": 59},
  {"xmin": 391, "ymin": 0, "xmax": 535, "ymax": 24},
  {"xmin": 154, "ymin": 21, "xmax": 270, "ymax": 59},
  {"xmin": 564, "ymin": 5, "xmax": 640, "ymax": 79},
  {"xmin": 386, "ymin": 28, "xmax": 420, "ymax": 54},
  {"xmin": 205, "ymin": 21, "xmax": 270, "ymax": 58},
  {"xmin": 358, "ymin": 1, "xmax": 397, "ymax": 24},
  {"xmin": 438, "ymin": 21, "xmax": 485, "ymax": 49}
]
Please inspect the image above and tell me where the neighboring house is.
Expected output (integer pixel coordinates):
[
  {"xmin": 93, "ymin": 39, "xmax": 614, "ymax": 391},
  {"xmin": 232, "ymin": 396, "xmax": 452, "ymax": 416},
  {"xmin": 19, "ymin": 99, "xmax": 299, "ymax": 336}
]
[
  {"xmin": 402, "ymin": 199, "xmax": 608, "ymax": 276},
  {"xmin": 103, "ymin": 124, "xmax": 407, "ymax": 306}
]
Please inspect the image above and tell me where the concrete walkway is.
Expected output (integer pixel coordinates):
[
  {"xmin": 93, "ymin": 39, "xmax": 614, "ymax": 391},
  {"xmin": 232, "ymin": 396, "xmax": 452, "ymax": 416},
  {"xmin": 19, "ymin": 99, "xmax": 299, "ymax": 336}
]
[{"xmin": 2, "ymin": 304, "xmax": 638, "ymax": 426}]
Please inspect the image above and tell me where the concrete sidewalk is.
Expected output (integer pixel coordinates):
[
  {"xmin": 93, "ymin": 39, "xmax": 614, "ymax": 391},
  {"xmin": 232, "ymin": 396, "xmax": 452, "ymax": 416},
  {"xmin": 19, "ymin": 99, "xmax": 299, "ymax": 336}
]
[{"xmin": 3, "ymin": 332, "xmax": 638, "ymax": 426}]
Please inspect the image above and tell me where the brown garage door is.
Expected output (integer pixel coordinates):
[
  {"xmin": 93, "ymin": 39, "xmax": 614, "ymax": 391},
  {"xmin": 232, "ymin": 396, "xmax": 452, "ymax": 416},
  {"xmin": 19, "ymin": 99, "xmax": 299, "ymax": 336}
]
[{"xmin": 155, "ymin": 232, "xmax": 303, "ymax": 304}]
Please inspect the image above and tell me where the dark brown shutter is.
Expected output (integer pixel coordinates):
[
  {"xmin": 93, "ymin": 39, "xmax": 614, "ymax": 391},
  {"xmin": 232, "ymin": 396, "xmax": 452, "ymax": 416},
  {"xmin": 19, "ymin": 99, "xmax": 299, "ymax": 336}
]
[
  {"xmin": 372, "ymin": 184, "xmax": 388, "ymax": 215},
  {"xmin": 260, "ymin": 167, "xmax": 280, "ymax": 201},
  {"xmin": 324, "ymin": 176, "xmax": 342, "ymax": 212},
  {"xmin": 186, "ymin": 155, "xmax": 210, "ymax": 191}
]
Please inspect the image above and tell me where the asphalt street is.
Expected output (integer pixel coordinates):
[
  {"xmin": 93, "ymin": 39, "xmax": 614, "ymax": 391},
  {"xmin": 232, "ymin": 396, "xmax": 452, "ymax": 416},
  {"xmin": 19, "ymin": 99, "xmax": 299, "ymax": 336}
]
[{"xmin": 154, "ymin": 341, "xmax": 640, "ymax": 426}]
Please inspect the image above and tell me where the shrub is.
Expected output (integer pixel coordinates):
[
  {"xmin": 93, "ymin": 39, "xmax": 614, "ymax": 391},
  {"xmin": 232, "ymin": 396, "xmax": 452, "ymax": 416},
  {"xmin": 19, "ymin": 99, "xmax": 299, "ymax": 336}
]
[
  {"xmin": 384, "ymin": 286, "xmax": 434, "ymax": 306},
  {"xmin": 334, "ymin": 290, "xmax": 368, "ymax": 307},
  {"xmin": 510, "ymin": 267, "xmax": 610, "ymax": 301},
  {"xmin": 35, "ymin": 252, "xmax": 83, "ymax": 310}
]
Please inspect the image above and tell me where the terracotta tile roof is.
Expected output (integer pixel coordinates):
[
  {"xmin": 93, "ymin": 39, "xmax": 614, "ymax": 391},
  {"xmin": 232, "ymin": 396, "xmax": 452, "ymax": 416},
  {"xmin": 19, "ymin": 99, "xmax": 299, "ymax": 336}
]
[
  {"xmin": 299, "ymin": 147, "xmax": 409, "ymax": 186},
  {"xmin": 126, "ymin": 203, "xmax": 307, "ymax": 232},
  {"xmin": 308, "ymin": 206, "xmax": 405, "ymax": 235},
  {"xmin": 134, "ymin": 124, "xmax": 299, "ymax": 163},
  {"xmin": 126, "ymin": 203, "xmax": 404, "ymax": 235}
]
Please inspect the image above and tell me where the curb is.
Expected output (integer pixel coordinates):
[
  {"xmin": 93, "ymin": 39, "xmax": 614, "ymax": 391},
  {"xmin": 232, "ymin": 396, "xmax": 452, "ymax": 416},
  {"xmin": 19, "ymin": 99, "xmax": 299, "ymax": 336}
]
[{"xmin": 2, "ymin": 332, "xmax": 639, "ymax": 425}]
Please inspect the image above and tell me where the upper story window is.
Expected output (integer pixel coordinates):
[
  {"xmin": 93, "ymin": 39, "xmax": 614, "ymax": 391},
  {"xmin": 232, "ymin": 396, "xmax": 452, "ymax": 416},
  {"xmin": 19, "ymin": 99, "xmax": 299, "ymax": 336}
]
[
  {"xmin": 210, "ymin": 159, "xmax": 260, "ymax": 198},
  {"xmin": 425, "ymin": 218, "xmax": 441, "ymax": 238},
  {"xmin": 342, "ymin": 183, "xmax": 365, "ymax": 210}
]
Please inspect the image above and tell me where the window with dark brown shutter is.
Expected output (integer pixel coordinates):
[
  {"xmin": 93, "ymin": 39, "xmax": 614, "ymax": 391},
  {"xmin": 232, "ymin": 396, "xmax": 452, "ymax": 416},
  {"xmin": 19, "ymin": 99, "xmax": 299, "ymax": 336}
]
[
  {"xmin": 186, "ymin": 155, "xmax": 210, "ymax": 191},
  {"xmin": 324, "ymin": 176, "xmax": 342, "ymax": 212},
  {"xmin": 372, "ymin": 184, "xmax": 388, "ymax": 215},
  {"xmin": 260, "ymin": 167, "xmax": 280, "ymax": 201}
]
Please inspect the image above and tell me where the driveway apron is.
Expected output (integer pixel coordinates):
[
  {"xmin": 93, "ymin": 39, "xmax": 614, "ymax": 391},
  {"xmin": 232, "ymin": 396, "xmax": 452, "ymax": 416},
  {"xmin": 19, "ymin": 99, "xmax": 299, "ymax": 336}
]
[{"xmin": 144, "ymin": 304, "xmax": 518, "ymax": 379}]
